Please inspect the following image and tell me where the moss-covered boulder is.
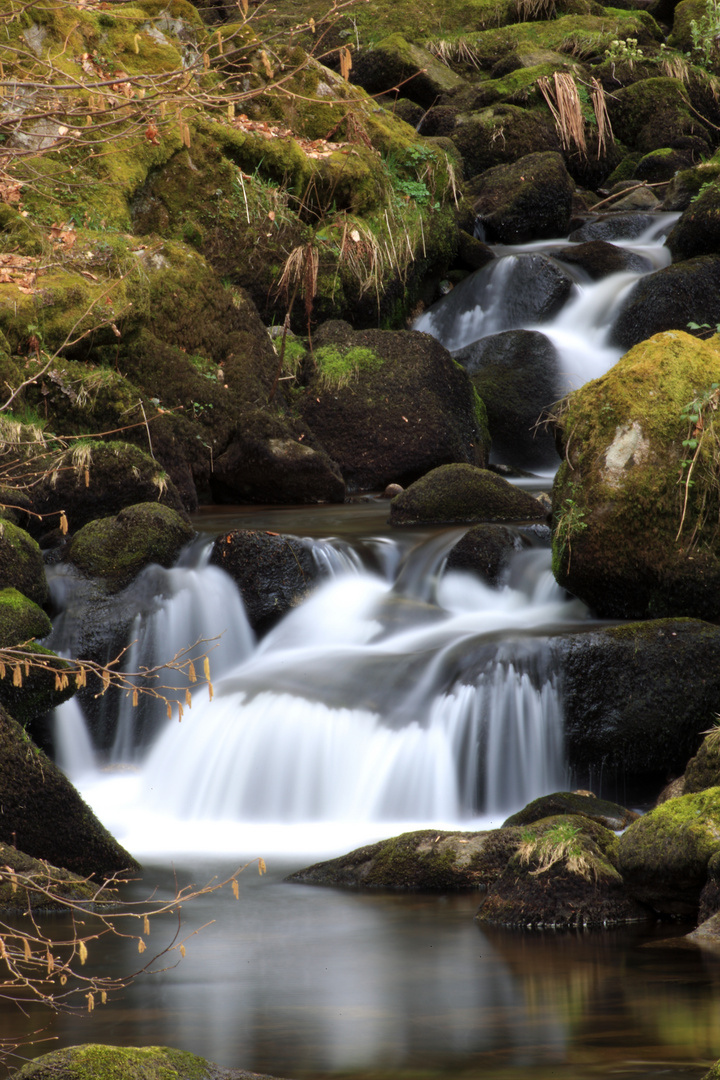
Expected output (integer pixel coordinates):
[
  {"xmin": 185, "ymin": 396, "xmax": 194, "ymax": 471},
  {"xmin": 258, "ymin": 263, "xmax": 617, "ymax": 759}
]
[
  {"xmin": 470, "ymin": 152, "xmax": 574, "ymax": 244},
  {"xmin": 286, "ymin": 828, "xmax": 523, "ymax": 890},
  {"xmin": 66, "ymin": 503, "xmax": 194, "ymax": 592},
  {"xmin": 0, "ymin": 588, "xmax": 75, "ymax": 724},
  {"xmin": 551, "ymin": 331, "xmax": 720, "ymax": 618},
  {"xmin": 551, "ymin": 620, "xmax": 720, "ymax": 791},
  {"xmin": 477, "ymin": 815, "xmax": 654, "ymax": 928},
  {"xmin": 663, "ymin": 161, "xmax": 720, "ymax": 212},
  {"xmin": 666, "ymin": 180, "xmax": 720, "ymax": 260},
  {"xmin": 211, "ymin": 410, "xmax": 345, "ymax": 504},
  {"xmin": 352, "ymin": 34, "xmax": 468, "ymax": 106},
  {"xmin": 0, "ymin": 520, "xmax": 48, "ymax": 607},
  {"xmin": 297, "ymin": 325, "xmax": 489, "ymax": 492},
  {"xmin": 11, "ymin": 1045, "xmax": 282, "ymax": 1080},
  {"xmin": 617, "ymin": 788, "xmax": 720, "ymax": 916},
  {"xmin": 454, "ymin": 329, "xmax": 562, "ymax": 469},
  {"xmin": 0, "ymin": 702, "xmax": 137, "ymax": 876},
  {"xmin": 502, "ymin": 791, "xmax": 639, "ymax": 831},
  {"xmin": 446, "ymin": 104, "xmax": 561, "ymax": 181},
  {"xmin": 608, "ymin": 77, "xmax": 711, "ymax": 156},
  {"xmin": 209, "ymin": 529, "xmax": 319, "ymax": 635},
  {"xmin": 611, "ymin": 257, "xmax": 720, "ymax": 350},
  {"xmin": 29, "ymin": 442, "xmax": 187, "ymax": 537},
  {"xmin": 0, "ymin": 587, "xmax": 50, "ymax": 645},
  {"xmin": 683, "ymin": 733, "xmax": 720, "ymax": 794},
  {"xmin": 445, "ymin": 524, "xmax": 532, "ymax": 585},
  {"xmin": 390, "ymin": 464, "xmax": 549, "ymax": 526},
  {"xmin": 0, "ymin": 842, "xmax": 101, "ymax": 911}
]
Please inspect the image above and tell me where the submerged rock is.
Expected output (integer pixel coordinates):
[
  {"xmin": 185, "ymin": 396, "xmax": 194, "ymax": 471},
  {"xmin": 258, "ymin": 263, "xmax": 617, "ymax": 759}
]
[
  {"xmin": 551, "ymin": 331, "xmax": 720, "ymax": 619},
  {"xmin": 477, "ymin": 814, "xmax": 654, "ymax": 929},
  {"xmin": 287, "ymin": 828, "xmax": 523, "ymax": 890},
  {"xmin": 389, "ymin": 464, "xmax": 549, "ymax": 526},
  {"xmin": 209, "ymin": 529, "xmax": 318, "ymax": 635}
]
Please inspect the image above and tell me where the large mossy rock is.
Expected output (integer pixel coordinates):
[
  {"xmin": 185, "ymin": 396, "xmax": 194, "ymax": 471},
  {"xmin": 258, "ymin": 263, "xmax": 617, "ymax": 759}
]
[
  {"xmin": 551, "ymin": 331, "xmax": 720, "ymax": 619},
  {"xmin": 210, "ymin": 410, "xmax": 345, "ymax": 505},
  {"xmin": 29, "ymin": 442, "xmax": 187, "ymax": 537},
  {"xmin": 502, "ymin": 791, "xmax": 639, "ymax": 831},
  {"xmin": 610, "ymin": 257, "xmax": 720, "ymax": 350},
  {"xmin": 446, "ymin": 104, "xmax": 561, "ymax": 182},
  {"xmin": 477, "ymin": 814, "xmax": 653, "ymax": 929},
  {"xmin": 617, "ymin": 788, "xmax": 720, "ymax": 916},
  {"xmin": 551, "ymin": 620, "xmax": 720, "ymax": 791},
  {"xmin": 0, "ymin": 841, "xmax": 100, "ymax": 911},
  {"xmin": 0, "ymin": 703, "xmax": 138, "ymax": 876},
  {"xmin": 454, "ymin": 329, "xmax": 562, "ymax": 469},
  {"xmin": 469, "ymin": 152, "xmax": 574, "ymax": 244},
  {"xmin": 66, "ymin": 503, "xmax": 194, "ymax": 592},
  {"xmin": 683, "ymin": 732, "xmax": 720, "ymax": 794},
  {"xmin": 209, "ymin": 529, "xmax": 318, "ymax": 635},
  {"xmin": 11, "ymin": 1045, "xmax": 281, "ymax": 1080},
  {"xmin": 666, "ymin": 180, "xmax": 720, "ymax": 260},
  {"xmin": 0, "ymin": 587, "xmax": 74, "ymax": 724},
  {"xmin": 297, "ymin": 325, "xmax": 489, "ymax": 492},
  {"xmin": 287, "ymin": 828, "xmax": 523, "ymax": 890},
  {"xmin": 352, "ymin": 34, "xmax": 467, "ymax": 106},
  {"xmin": 607, "ymin": 77, "xmax": 712, "ymax": 156},
  {"xmin": 0, "ymin": 520, "xmax": 48, "ymax": 607},
  {"xmin": 389, "ymin": 464, "xmax": 548, "ymax": 526}
]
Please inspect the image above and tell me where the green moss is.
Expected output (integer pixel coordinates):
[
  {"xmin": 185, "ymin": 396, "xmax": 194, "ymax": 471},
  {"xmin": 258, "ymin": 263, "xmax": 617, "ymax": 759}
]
[
  {"xmin": 0, "ymin": 520, "xmax": 48, "ymax": 608},
  {"xmin": 315, "ymin": 344, "xmax": 384, "ymax": 388},
  {"xmin": 12, "ymin": 1044, "xmax": 214, "ymax": 1080},
  {"xmin": 0, "ymin": 588, "xmax": 51, "ymax": 646}
]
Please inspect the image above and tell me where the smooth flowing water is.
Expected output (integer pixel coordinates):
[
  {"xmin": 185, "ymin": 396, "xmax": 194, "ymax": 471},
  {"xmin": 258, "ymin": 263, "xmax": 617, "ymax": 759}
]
[{"xmin": 28, "ymin": 215, "xmax": 720, "ymax": 1080}]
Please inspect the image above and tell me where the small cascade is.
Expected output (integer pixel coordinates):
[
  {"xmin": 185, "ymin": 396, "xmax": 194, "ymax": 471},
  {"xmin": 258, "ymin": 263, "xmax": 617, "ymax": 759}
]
[{"xmin": 54, "ymin": 696, "xmax": 97, "ymax": 781}]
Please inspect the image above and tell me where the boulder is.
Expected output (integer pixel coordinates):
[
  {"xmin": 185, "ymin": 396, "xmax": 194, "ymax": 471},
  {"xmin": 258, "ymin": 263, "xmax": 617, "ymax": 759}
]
[
  {"xmin": 662, "ymin": 163, "xmax": 720, "ymax": 212},
  {"xmin": 454, "ymin": 329, "xmax": 562, "ymax": 469},
  {"xmin": 29, "ymin": 442, "xmax": 187, "ymax": 537},
  {"xmin": 448, "ymin": 103, "xmax": 561, "ymax": 182},
  {"xmin": 286, "ymin": 828, "xmax": 523, "ymax": 890},
  {"xmin": 209, "ymin": 529, "xmax": 319, "ymax": 635},
  {"xmin": 0, "ymin": 702, "xmax": 138, "ymax": 876},
  {"xmin": 551, "ymin": 620, "xmax": 720, "ymax": 791},
  {"xmin": 607, "ymin": 77, "xmax": 711, "ymax": 156},
  {"xmin": 683, "ymin": 732, "xmax": 720, "ymax": 794},
  {"xmin": 445, "ymin": 524, "xmax": 531, "ymax": 585},
  {"xmin": 297, "ymin": 324, "xmax": 489, "ymax": 492},
  {"xmin": 0, "ymin": 587, "xmax": 74, "ymax": 725},
  {"xmin": 551, "ymin": 331, "xmax": 720, "ymax": 619},
  {"xmin": 502, "ymin": 791, "xmax": 639, "ymax": 831},
  {"xmin": 0, "ymin": 841, "xmax": 100, "ymax": 911},
  {"xmin": 611, "ymin": 257, "xmax": 720, "ymax": 350},
  {"xmin": 554, "ymin": 240, "xmax": 653, "ymax": 279},
  {"xmin": 469, "ymin": 152, "xmax": 574, "ymax": 244},
  {"xmin": 617, "ymin": 788, "xmax": 720, "ymax": 916},
  {"xmin": 568, "ymin": 213, "xmax": 659, "ymax": 242},
  {"xmin": 352, "ymin": 34, "xmax": 467, "ymax": 107},
  {"xmin": 477, "ymin": 815, "xmax": 653, "ymax": 929},
  {"xmin": 12, "ymin": 1045, "xmax": 284, "ymax": 1080},
  {"xmin": 0, "ymin": 520, "xmax": 48, "ymax": 607},
  {"xmin": 667, "ymin": 180, "xmax": 720, "ymax": 260},
  {"xmin": 389, "ymin": 464, "xmax": 549, "ymax": 526},
  {"xmin": 211, "ymin": 410, "xmax": 345, "ymax": 505},
  {"xmin": 66, "ymin": 503, "xmax": 194, "ymax": 592},
  {"xmin": 634, "ymin": 147, "xmax": 695, "ymax": 184}
]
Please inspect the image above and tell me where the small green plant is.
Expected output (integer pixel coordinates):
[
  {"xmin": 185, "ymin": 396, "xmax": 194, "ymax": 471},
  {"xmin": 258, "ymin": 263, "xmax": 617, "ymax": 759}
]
[
  {"xmin": 315, "ymin": 345, "xmax": 384, "ymax": 390},
  {"xmin": 604, "ymin": 37, "xmax": 644, "ymax": 64},
  {"xmin": 676, "ymin": 381, "xmax": 720, "ymax": 542},
  {"xmin": 689, "ymin": 0, "xmax": 720, "ymax": 69},
  {"xmin": 553, "ymin": 488, "xmax": 587, "ymax": 574},
  {"xmin": 701, "ymin": 714, "xmax": 720, "ymax": 750}
]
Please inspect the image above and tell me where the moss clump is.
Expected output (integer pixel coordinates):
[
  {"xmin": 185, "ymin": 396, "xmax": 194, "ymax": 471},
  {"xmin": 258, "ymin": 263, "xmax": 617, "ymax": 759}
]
[
  {"xmin": 0, "ymin": 587, "xmax": 51, "ymax": 646},
  {"xmin": 67, "ymin": 502, "xmax": 194, "ymax": 591},
  {"xmin": 390, "ymin": 464, "xmax": 549, "ymax": 526},
  {"xmin": 315, "ymin": 344, "xmax": 384, "ymax": 389},
  {"xmin": 551, "ymin": 331, "xmax": 720, "ymax": 618},
  {"xmin": 617, "ymin": 787, "xmax": 720, "ymax": 915},
  {"xmin": 12, "ymin": 1045, "xmax": 216, "ymax": 1080}
]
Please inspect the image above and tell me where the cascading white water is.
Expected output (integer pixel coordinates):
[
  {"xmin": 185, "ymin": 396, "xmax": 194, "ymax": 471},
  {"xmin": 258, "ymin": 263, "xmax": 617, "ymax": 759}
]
[
  {"xmin": 55, "ymin": 530, "xmax": 588, "ymax": 857},
  {"xmin": 414, "ymin": 213, "xmax": 679, "ymax": 389}
]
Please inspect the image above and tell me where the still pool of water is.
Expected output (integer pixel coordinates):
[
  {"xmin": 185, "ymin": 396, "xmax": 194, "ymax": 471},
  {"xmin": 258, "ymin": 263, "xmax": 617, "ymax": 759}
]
[{"xmin": 2, "ymin": 857, "xmax": 720, "ymax": 1080}]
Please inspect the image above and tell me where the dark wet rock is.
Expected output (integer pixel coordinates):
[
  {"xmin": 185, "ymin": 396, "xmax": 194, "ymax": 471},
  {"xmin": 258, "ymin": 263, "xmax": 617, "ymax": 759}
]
[
  {"xmin": 352, "ymin": 34, "xmax": 466, "ymax": 107},
  {"xmin": 29, "ymin": 442, "xmax": 187, "ymax": 537},
  {"xmin": 502, "ymin": 791, "xmax": 640, "ymax": 831},
  {"xmin": 607, "ymin": 77, "xmax": 711, "ymax": 156},
  {"xmin": 11, "ymin": 1045, "xmax": 287, "ymax": 1080},
  {"xmin": 469, "ymin": 152, "xmax": 574, "ymax": 244},
  {"xmin": 0, "ymin": 841, "xmax": 103, "ymax": 911},
  {"xmin": 551, "ymin": 331, "xmax": 720, "ymax": 618},
  {"xmin": 287, "ymin": 828, "xmax": 522, "ymax": 890},
  {"xmin": 551, "ymin": 620, "xmax": 720, "ymax": 790},
  {"xmin": 0, "ymin": 521, "xmax": 48, "ymax": 607},
  {"xmin": 699, "ymin": 849, "xmax": 720, "ymax": 923},
  {"xmin": 0, "ymin": 702, "xmax": 138, "ymax": 877},
  {"xmin": 454, "ymin": 329, "xmax": 562, "ymax": 469},
  {"xmin": 210, "ymin": 410, "xmax": 345, "ymax": 505},
  {"xmin": 610, "ymin": 185, "xmax": 662, "ymax": 212},
  {"xmin": 554, "ymin": 240, "xmax": 653, "ymax": 279},
  {"xmin": 449, "ymin": 104, "xmax": 561, "ymax": 182},
  {"xmin": 612, "ymin": 256, "xmax": 720, "ymax": 350},
  {"xmin": 297, "ymin": 324, "xmax": 489, "ymax": 493},
  {"xmin": 209, "ymin": 529, "xmax": 318, "ymax": 635},
  {"xmin": 667, "ymin": 180, "xmax": 720, "ymax": 260},
  {"xmin": 568, "ymin": 213, "xmax": 658, "ymax": 242},
  {"xmin": 445, "ymin": 524, "xmax": 531, "ymax": 585},
  {"xmin": 389, "ymin": 464, "xmax": 549, "ymax": 526},
  {"xmin": 456, "ymin": 230, "xmax": 496, "ymax": 271},
  {"xmin": 634, "ymin": 147, "xmax": 694, "ymax": 183},
  {"xmin": 419, "ymin": 255, "xmax": 574, "ymax": 350},
  {"xmin": 617, "ymin": 787, "xmax": 720, "ymax": 916},
  {"xmin": 66, "ymin": 503, "xmax": 194, "ymax": 593},
  {"xmin": 477, "ymin": 815, "xmax": 653, "ymax": 929}
]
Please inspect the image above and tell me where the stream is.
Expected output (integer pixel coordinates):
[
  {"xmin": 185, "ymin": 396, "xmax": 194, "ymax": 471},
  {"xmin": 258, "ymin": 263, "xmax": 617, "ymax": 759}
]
[{"xmin": 15, "ymin": 213, "xmax": 720, "ymax": 1080}]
